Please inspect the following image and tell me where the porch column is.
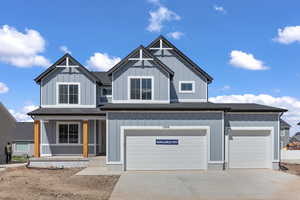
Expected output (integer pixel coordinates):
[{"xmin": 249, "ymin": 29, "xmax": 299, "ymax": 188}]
[
  {"xmin": 34, "ymin": 120, "xmax": 40, "ymax": 157},
  {"xmin": 83, "ymin": 120, "xmax": 89, "ymax": 157}
]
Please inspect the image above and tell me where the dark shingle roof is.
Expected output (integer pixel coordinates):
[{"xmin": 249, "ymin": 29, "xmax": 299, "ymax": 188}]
[
  {"xmin": 216, "ymin": 103, "xmax": 287, "ymax": 112},
  {"xmin": 12, "ymin": 122, "xmax": 34, "ymax": 142},
  {"xmin": 101, "ymin": 102, "xmax": 287, "ymax": 112},
  {"xmin": 28, "ymin": 108, "xmax": 105, "ymax": 116},
  {"xmin": 92, "ymin": 72, "xmax": 112, "ymax": 86},
  {"xmin": 280, "ymin": 119, "xmax": 291, "ymax": 129}
]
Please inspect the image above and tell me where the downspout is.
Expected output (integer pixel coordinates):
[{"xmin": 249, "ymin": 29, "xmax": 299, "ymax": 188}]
[
  {"xmin": 279, "ymin": 112, "xmax": 284, "ymax": 169},
  {"xmin": 223, "ymin": 111, "xmax": 226, "ymax": 170}
]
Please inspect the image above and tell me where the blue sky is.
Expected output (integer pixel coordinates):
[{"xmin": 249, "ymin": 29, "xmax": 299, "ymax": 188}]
[{"xmin": 0, "ymin": 0, "xmax": 300, "ymax": 134}]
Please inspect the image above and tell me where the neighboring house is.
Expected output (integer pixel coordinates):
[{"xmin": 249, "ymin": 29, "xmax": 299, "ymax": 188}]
[
  {"xmin": 28, "ymin": 36, "xmax": 287, "ymax": 170},
  {"xmin": 0, "ymin": 102, "xmax": 34, "ymax": 159},
  {"xmin": 280, "ymin": 119, "xmax": 290, "ymax": 149},
  {"xmin": 0, "ymin": 102, "xmax": 15, "ymax": 163},
  {"xmin": 12, "ymin": 122, "xmax": 34, "ymax": 157}
]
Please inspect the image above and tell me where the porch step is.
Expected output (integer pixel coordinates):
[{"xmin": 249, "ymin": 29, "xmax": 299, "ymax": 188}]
[{"xmin": 88, "ymin": 156, "xmax": 106, "ymax": 167}]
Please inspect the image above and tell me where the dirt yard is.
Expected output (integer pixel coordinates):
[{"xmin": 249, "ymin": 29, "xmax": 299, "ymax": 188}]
[
  {"xmin": 281, "ymin": 162, "xmax": 300, "ymax": 176},
  {"xmin": 0, "ymin": 167, "xmax": 119, "ymax": 200}
]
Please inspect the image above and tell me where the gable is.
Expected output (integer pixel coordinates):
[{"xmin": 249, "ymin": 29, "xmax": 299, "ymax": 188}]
[
  {"xmin": 34, "ymin": 53, "xmax": 100, "ymax": 84},
  {"xmin": 107, "ymin": 45, "xmax": 174, "ymax": 77},
  {"xmin": 147, "ymin": 35, "xmax": 213, "ymax": 83}
]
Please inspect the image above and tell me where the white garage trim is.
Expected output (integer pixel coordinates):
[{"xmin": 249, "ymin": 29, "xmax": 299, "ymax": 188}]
[
  {"xmin": 226, "ymin": 127, "xmax": 275, "ymax": 164},
  {"xmin": 114, "ymin": 126, "xmax": 210, "ymax": 170}
]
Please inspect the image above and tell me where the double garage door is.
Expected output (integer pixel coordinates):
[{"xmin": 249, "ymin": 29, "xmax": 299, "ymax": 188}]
[
  {"xmin": 124, "ymin": 128, "xmax": 272, "ymax": 170},
  {"xmin": 125, "ymin": 129, "xmax": 208, "ymax": 170}
]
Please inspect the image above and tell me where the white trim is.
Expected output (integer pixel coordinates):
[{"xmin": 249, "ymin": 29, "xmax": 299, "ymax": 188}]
[
  {"xmin": 179, "ymin": 81, "xmax": 195, "ymax": 93},
  {"xmin": 227, "ymin": 112, "xmax": 281, "ymax": 114},
  {"xmin": 112, "ymin": 100, "xmax": 169, "ymax": 104},
  {"xmin": 40, "ymin": 144, "xmax": 95, "ymax": 146},
  {"xmin": 168, "ymin": 74, "xmax": 170, "ymax": 102},
  {"xmin": 105, "ymin": 110, "xmax": 224, "ymax": 113},
  {"xmin": 173, "ymin": 98, "xmax": 208, "ymax": 103},
  {"xmin": 208, "ymin": 161, "xmax": 224, "ymax": 164},
  {"xmin": 116, "ymin": 125, "xmax": 211, "ymax": 170},
  {"xmin": 56, "ymin": 121, "xmax": 81, "ymax": 144},
  {"xmin": 94, "ymin": 82, "xmax": 97, "ymax": 106},
  {"xmin": 56, "ymin": 65, "xmax": 79, "ymax": 68},
  {"xmin": 40, "ymin": 120, "xmax": 43, "ymax": 155},
  {"xmin": 149, "ymin": 39, "xmax": 173, "ymax": 50},
  {"xmin": 127, "ymin": 76, "xmax": 154, "ymax": 102},
  {"xmin": 33, "ymin": 115, "xmax": 105, "ymax": 121},
  {"xmin": 222, "ymin": 112, "xmax": 224, "ymax": 162},
  {"xmin": 226, "ymin": 126, "xmax": 275, "ymax": 167},
  {"xmin": 278, "ymin": 114, "xmax": 280, "ymax": 162},
  {"xmin": 106, "ymin": 114, "xmax": 109, "ymax": 164},
  {"xmin": 41, "ymin": 104, "xmax": 95, "ymax": 108},
  {"xmin": 56, "ymin": 82, "xmax": 81, "ymax": 105},
  {"xmin": 94, "ymin": 120, "xmax": 97, "ymax": 155},
  {"xmin": 128, "ymin": 49, "xmax": 153, "ymax": 61}
]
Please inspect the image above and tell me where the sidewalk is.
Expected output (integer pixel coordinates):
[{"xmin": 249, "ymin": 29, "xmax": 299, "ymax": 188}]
[{"xmin": 76, "ymin": 156, "xmax": 122, "ymax": 176}]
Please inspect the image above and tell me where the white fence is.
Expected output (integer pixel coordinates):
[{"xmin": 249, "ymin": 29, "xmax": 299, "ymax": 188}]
[{"xmin": 281, "ymin": 150, "xmax": 300, "ymax": 160}]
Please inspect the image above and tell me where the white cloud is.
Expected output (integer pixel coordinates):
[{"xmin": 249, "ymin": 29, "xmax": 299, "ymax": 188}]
[
  {"xmin": 214, "ymin": 5, "xmax": 226, "ymax": 14},
  {"xmin": 167, "ymin": 31, "xmax": 184, "ymax": 40},
  {"xmin": 0, "ymin": 25, "xmax": 50, "ymax": 68},
  {"xmin": 209, "ymin": 94, "xmax": 300, "ymax": 135},
  {"xmin": 274, "ymin": 26, "xmax": 300, "ymax": 44},
  {"xmin": 59, "ymin": 45, "xmax": 71, "ymax": 54},
  {"xmin": 221, "ymin": 85, "xmax": 231, "ymax": 91},
  {"xmin": 229, "ymin": 50, "xmax": 269, "ymax": 70},
  {"xmin": 0, "ymin": 82, "xmax": 9, "ymax": 93},
  {"xmin": 9, "ymin": 104, "xmax": 38, "ymax": 122},
  {"xmin": 147, "ymin": 5, "xmax": 181, "ymax": 32},
  {"xmin": 87, "ymin": 52, "xmax": 121, "ymax": 71}
]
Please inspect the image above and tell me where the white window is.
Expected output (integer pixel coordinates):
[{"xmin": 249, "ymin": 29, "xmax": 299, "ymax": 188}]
[
  {"xmin": 179, "ymin": 81, "xmax": 195, "ymax": 93},
  {"xmin": 57, "ymin": 122, "xmax": 80, "ymax": 144},
  {"xmin": 15, "ymin": 143, "xmax": 29, "ymax": 152},
  {"xmin": 129, "ymin": 77, "xmax": 153, "ymax": 100},
  {"xmin": 57, "ymin": 83, "xmax": 80, "ymax": 105},
  {"xmin": 101, "ymin": 87, "xmax": 112, "ymax": 97}
]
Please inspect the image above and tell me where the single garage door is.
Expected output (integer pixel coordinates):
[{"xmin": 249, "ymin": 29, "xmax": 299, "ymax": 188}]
[
  {"xmin": 125, "ymin": 129, "xmax": 207, "ymax": 170},
  {"xmin": 229, "ymin": 130, "xmax": 272, "ymax": 168}
]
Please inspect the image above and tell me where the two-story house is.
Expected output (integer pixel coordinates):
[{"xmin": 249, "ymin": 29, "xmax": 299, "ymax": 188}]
[{"xmin": 29, "ymin": 36, "xmax": 287, "ymax": 170}]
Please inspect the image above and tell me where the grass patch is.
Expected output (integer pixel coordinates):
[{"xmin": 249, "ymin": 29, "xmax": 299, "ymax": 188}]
[{"xmin": 12, "ymin": 155, "xmax": 28, "ymax": 163}]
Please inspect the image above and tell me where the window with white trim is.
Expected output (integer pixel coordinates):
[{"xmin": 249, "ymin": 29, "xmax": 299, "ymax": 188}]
[
  {"xmin": 58, "ymin": 83, "xmax": 79, "ymax": 104},
  {"xmin": 102, "ymin": 87, "xmax": 112, "ymax": 96},
  {"xmin": 15, "ymin": 143, "xmax": 29, "ymax": 152},
  {"xmin": 179, "ymin": 81, "xmax": 195, "ymax": 93},
  {"xmin": 129, "ymin": 77, "xmax": 152, "ymax": 100},
  {"xmin": 58, "ymin": 123, "xmax": 80, "ymax": 144}
]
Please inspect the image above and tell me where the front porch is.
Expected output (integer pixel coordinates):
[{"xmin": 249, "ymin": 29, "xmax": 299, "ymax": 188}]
[{"xmin": 31, "ymin": 113, "xmax": 106, "ymax": 159}]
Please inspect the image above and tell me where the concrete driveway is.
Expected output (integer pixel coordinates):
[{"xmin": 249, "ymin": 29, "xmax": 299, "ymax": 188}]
[{"xmin": 110, "ymin": 170, "xmax": 300, "ymax": 200}]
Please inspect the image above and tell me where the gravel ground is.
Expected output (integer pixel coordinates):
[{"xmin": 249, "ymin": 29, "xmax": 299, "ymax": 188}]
[
  {"xmin": 281, "ymin": 162, "xmax": 300, "ymax": 176},
  {"xmin": 0, "ymin": 167, "xmax": 119, "ymax": 200}
]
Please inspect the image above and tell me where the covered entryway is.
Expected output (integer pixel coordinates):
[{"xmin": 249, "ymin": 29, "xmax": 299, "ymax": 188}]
[
  {"xmin": 124, "ymin": 128, "xmax": 209, "ymax": 171},
  {"xmin": 228, "ymin": 128, "xmax": 273, "ymax": 169}
]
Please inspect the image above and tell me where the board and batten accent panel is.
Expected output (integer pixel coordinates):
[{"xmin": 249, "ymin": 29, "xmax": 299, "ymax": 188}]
[
  {"xmin": 152, "ymin": 50, "xmax": 208, "ymax": 102},
  {"xmin": 107, "ymin": 112, "xmax": 223, "ymax": 163},
  {"xmin": 112, "ymin": 60, "xmax": 170, "ymax": 102},
  {"xmin": 40, "ymin": 120, "xmax": 96, "ymax": 155},
  {"xmin": 225, "ymin": 113, "xmax": 279, "ymax": 161},
  {"xmin": 41, "ymin": 67, "xmax": 96, "ymax": 106}
]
